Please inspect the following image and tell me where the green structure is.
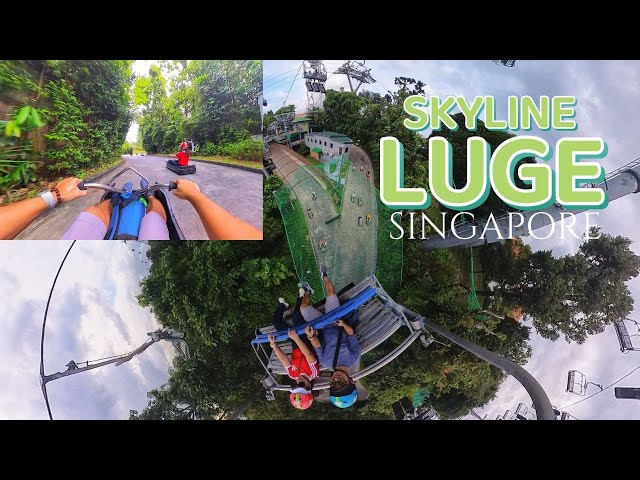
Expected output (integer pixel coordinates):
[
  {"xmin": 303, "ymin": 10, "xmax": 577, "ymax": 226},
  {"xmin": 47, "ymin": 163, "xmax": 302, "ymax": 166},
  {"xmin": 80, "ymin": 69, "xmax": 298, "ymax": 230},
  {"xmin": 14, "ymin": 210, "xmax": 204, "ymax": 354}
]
[{"xmin": 274, "ymin": 152, "xmax": 403, "ymax": 300}]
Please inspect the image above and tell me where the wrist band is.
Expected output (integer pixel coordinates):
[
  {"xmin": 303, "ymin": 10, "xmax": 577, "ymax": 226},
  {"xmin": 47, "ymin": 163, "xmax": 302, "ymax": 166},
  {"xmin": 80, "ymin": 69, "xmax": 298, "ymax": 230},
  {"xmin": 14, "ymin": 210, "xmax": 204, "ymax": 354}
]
[
  {"xmin": 51, "ymin": 187, "xmax": 62, "ymax": 204},
  {"xmin": 39, "ymin": 190, "xmax": 56, "ymax": 209}
]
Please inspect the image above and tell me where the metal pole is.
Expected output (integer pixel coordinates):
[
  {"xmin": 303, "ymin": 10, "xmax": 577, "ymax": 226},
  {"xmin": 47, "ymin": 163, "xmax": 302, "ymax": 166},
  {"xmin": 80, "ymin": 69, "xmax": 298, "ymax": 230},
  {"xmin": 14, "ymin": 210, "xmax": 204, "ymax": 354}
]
[
  {"xmin": 401, "ymin": 306, "xmax": 556, "ymax": 420},
  {"xmin": 469, "ymin": 409, "xmax": 484, "ymax": 420},
  {"xmin": 42, "ymin": 339, "xmax": 156, "ymax": 384}
]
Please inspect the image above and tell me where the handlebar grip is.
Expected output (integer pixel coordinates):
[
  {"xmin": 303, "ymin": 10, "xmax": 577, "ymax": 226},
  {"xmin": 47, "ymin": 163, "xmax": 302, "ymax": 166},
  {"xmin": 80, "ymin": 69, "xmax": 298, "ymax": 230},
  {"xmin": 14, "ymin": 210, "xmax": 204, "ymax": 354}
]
[
  {"xmin": 77, "ymin": 180, "xmax": 86, "ymax": 191},
  {"xmin": 169, "ymin": 181, "xmax": 177, "ymax": 191}
]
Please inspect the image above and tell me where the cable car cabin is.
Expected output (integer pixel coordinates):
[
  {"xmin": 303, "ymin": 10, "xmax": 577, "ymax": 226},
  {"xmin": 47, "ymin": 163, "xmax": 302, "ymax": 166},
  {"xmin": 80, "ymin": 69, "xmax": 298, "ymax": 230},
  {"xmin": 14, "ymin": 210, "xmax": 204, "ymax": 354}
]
[{"xmin": 252, "ymin": 275, "xmax": 430, "ymax": 399}]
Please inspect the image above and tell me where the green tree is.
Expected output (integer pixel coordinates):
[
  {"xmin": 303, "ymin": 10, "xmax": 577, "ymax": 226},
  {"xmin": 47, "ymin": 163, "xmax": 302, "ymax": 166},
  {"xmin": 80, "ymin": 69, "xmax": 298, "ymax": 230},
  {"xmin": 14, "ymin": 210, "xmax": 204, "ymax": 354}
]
[{"xmin": 481, "ymin": 227, "xmax": 640, "ymax": 343}]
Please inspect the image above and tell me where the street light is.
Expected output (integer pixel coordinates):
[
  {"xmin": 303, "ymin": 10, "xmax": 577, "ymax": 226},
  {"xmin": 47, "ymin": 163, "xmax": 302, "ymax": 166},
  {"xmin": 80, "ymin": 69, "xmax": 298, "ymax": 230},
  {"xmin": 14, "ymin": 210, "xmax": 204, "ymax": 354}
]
[{"xmin": 40, "ymin": 327, "xmax": 189, "ymax": 419}]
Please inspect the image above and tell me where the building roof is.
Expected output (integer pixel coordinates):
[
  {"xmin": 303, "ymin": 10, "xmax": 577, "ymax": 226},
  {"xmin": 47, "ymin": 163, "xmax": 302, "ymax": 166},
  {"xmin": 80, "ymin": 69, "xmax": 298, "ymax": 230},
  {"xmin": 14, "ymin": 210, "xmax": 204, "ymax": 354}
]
[
  {"xmin": 308, "ymin": 131, "xmax": 353, "ymax": 144},
  {"xmin": 293, "ymin": 116, "xmax": 310, "ymax": 123}
]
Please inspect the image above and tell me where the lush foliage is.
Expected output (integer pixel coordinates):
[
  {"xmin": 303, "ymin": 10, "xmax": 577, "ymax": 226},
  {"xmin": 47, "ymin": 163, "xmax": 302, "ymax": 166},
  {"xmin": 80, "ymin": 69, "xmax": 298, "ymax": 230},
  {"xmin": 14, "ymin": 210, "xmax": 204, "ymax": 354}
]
[
  {"xmin": 200, "ymin": 138, "xmax": 261, "ymax": 162},
  {"xmin": 480, "ymin": 228, "xmax": 640, "ymax": 343},
  {"xmin": 136, "ymin": 61, "xmax": 261, "ymax": 155},
  {"xmin": 132, "ymin": 175, "xmax": 532, "ymax": 420},
  {"xmin": 0, "ymin": 60, "xmax": 133, "ymax": 183},
  {"xmin": 0, "ymin": 104, "xmax": 44, "ymax": 189}
]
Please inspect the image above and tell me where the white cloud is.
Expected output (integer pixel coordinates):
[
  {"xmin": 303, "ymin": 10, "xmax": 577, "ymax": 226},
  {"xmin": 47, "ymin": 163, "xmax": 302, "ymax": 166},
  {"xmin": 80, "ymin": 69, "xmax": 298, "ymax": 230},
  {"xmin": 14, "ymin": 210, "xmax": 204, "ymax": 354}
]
[{"xmin": 0, "ymin": 241, "xmax": 174, "ymax": 420}]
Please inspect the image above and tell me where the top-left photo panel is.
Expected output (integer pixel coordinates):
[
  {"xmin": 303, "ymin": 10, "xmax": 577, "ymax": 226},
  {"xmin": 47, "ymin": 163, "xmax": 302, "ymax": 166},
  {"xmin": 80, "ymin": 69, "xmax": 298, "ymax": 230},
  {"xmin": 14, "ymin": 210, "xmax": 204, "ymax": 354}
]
[{"xmin": 0, "ymin": 60, "xmax": 263, "ymax": 240}]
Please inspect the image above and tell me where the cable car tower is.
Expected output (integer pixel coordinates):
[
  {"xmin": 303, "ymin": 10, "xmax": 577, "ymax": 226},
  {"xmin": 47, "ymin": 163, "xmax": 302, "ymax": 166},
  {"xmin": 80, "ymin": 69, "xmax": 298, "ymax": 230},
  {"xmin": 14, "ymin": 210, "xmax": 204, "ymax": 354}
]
[
  {"xmin": 334, "ymin": 60, "xmax": 376, "ymax": 93},
  {"xmin": 303, "ymin": 60, "xmax": 327, "ymax": 112}
]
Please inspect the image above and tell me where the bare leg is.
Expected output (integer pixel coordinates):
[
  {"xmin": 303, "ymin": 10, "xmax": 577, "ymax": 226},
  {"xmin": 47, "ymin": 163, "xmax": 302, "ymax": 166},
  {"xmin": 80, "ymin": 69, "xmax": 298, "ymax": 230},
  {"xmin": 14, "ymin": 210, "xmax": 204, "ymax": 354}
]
[
  {"xmin": 146, "ymin": 195, "xmax": 167, "ymax": 222},
  {"xmin": 300, "ymin": 290, "xmax": 313, "ymax": 309},
  {"xmin": 85, "ymin": 200, "xmax": 113, "ymax": 228},
  {"xmin": 323, "ymin": 276, "xmax": 336, "ymax": 296}
]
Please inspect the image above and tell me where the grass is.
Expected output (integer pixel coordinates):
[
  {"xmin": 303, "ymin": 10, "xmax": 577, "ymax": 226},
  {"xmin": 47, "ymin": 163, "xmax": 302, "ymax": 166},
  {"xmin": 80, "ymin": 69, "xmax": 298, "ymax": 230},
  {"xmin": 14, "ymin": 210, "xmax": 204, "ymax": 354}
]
[
  {"xmin": 305, "ymin": 155, "xmax": 323, "ymax": 167},
  {"xmin": 0, "ymin": 156, "xmax": 124, "ymax": 206},
  {"xmin": 187, "ymin": 154, "xmax": 261, "ymax": 170}
]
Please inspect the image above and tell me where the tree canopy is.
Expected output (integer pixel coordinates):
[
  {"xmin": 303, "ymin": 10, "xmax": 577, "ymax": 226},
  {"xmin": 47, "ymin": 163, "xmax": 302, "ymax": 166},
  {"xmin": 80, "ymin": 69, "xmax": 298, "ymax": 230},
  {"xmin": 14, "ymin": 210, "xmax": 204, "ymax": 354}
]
[
  {"xmin": 480, "ymin": 228, "xmax": 640, "ymax": 343},
  {"xmin": 136, "ymin": 60, "xmax": 262, "ymax": 154},
  {"xmin": 0, "ymin": 60, "xmax": 133, "ymax": 183}
]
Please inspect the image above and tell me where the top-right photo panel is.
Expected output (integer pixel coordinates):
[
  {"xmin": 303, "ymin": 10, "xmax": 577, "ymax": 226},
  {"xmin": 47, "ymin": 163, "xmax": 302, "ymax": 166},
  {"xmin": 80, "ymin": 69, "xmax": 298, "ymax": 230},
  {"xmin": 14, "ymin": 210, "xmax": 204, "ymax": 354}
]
[{"xmin": 261, "ymin": 60, "xmax": 640, "ymax": 420}]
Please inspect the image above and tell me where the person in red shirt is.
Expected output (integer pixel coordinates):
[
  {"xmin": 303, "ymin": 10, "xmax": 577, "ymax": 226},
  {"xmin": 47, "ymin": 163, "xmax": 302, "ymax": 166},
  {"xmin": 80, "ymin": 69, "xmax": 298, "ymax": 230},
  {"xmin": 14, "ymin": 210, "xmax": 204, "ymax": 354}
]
[
  {"xmin": 175, "ymin": 150, "xmax": 189, "ymax": 166},
  {"xmin": 268, "ymin": 297, "xmax": 319, "ymax": 410}
]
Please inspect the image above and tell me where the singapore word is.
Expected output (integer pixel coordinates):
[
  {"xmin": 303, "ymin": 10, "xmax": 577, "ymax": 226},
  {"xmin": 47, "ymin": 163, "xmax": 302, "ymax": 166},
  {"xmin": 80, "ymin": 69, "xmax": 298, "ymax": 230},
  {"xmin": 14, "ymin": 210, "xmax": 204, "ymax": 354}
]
[
  {"xmin": 389, "ymin": 211, "xmax": 601, "ymax": 241},
  {"xmin": 403, "ymin": 95, "xmax": 578, "ymax": 132},
  {"xmin": 379, "ymin": 136, "xmax": 608, "ymax": 211}
]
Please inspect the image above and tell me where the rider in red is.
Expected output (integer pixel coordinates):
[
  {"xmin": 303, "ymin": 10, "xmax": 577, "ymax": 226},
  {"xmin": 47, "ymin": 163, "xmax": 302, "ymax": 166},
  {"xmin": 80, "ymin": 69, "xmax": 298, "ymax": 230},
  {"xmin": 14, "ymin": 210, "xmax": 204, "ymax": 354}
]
[{"xmin": 175, "ymin": 139, "xmax": 190, "ymax": 166}]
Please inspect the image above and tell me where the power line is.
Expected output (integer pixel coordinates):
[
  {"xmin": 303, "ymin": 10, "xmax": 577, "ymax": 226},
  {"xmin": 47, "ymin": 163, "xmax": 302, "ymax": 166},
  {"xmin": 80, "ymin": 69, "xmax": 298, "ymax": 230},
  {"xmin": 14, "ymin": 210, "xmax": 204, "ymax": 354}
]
[
  {"xmin": 40, "ymin": 240, "xmax": 76, "ymax": 420},
  {"xmin": 283, "ymin": 61, "xmax": 304, "ymax": 106},
  {"xmin": 559, "ymin": 362, "xmax": 640, "ymax": 410},
  {"xmin": 263, "ymin": 67, "xmax": 302, "ymax": 84}
]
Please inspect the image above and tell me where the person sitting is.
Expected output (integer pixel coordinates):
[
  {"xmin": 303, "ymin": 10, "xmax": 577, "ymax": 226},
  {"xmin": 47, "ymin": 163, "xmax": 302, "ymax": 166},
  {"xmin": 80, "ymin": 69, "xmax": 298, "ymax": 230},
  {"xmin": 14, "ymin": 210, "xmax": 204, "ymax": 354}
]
[
  {"xmin": 301, "ymin": 266, "xmax": 361, "ymax": 409},
  {"xmin": 267, "ymin": 297, "xmax": 319, "ymax": 410},
  {"xmin": 168, "ymin": 150, "xmax": 190, "ymax": 167},
  {"xmin": 62, "ymin": 179, "xmax": 262, "ymax": 240},
  {"xmin": 0, "ymin": 178, "xmax": 263, "ymax": 240}
]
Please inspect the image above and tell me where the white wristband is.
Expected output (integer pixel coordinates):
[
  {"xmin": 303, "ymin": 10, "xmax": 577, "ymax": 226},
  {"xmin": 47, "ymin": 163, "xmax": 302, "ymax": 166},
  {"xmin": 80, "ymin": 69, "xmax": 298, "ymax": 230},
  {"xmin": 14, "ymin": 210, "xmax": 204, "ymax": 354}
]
[{"xmin": 39, "ymin": 190, "xmax": 56, "ymax": 209}]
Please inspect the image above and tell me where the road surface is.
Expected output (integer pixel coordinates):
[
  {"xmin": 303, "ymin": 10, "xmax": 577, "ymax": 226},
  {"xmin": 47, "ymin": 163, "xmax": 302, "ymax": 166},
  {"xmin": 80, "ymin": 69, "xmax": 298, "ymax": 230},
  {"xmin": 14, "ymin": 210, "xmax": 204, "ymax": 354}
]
[{"xmin": 16, "ymin": 155, "xmax": 263, "ymax": 240}]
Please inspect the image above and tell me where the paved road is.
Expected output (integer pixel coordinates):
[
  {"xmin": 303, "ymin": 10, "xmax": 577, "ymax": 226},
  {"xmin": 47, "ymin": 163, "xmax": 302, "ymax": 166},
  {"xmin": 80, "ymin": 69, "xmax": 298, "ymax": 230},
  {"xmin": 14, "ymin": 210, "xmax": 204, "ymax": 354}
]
[
  {"xmin": 16, "ymin": 155, "xmax": 263, "ymax": 239},
  {"xmin": 348, "ymin": 145, "xmax": 375, "ymax": 185}
]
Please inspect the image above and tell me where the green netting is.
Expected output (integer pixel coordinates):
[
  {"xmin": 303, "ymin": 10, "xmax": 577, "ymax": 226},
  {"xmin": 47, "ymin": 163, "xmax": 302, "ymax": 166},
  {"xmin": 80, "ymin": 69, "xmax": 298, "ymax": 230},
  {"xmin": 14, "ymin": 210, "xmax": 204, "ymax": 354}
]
[
  {"xmin": 274, "ymin": 152, "xmax": 403, "ymax": 300},
  {"xmin": 273, "ymin": 186, "xmax": 324, "ymax": 297},
  {"xmin": 468, "ymin": 247, "xmax": 488, "ymax": 324},
  {"xmin": 308, "ymin": 154, "xmax": 350, "ymax": 215},
  {"xmin": 333, "ymin": 159, "xmax": 377, "ymax": 291},
  {"xmin": 375, "ymin": 196, "xmax": 403, "ymax": 296}
]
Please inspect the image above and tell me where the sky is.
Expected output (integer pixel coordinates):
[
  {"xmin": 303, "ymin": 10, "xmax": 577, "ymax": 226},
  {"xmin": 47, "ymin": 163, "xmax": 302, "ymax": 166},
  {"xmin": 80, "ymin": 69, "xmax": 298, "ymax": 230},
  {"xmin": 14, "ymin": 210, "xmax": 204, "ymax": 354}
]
[
  {"xmin": 264, "ymin": 60, "xmax": 640, "ymax": 419},
  {"xmin": 125, "ymin": 60, "xmax": 158, "ymax": 143},
  {"xmin": 0, "ymin": 241, "xmax": 175, "ymax": 420}
]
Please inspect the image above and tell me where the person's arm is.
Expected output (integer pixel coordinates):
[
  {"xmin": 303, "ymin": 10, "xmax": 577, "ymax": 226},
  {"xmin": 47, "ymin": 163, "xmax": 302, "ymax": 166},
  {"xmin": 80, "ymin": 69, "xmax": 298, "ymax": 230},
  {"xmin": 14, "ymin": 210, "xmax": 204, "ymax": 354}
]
[
  {"xmin": 268, "ymin": 334, "xmax": 291, "ymax": 369},
  {"xmin": 336, "ymin": 319, "xmax": 355, "ymax": 336},
  {"xmin": 0, "ymin": 177, "xmax": 87, "ymax": 240},
  {"xmin": 171, "ymin": 179, "xmax": 262, "ymax": 240},
  {"xmin": 289, "ymin": 328, "xmax": 317, "ymax": 365},
  {"xmin": 305, "ymin": 325, "xmax": 321, "ymax": 348}
]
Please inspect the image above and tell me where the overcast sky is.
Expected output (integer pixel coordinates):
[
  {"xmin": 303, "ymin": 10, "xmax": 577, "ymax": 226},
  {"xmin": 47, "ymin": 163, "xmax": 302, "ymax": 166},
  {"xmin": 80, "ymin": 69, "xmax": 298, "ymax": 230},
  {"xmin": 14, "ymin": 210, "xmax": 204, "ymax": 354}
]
[
  {"xmin": 0, "ymin": 241, "xmax": 175, "ymax": 420},
  {"xmin": 264, "ymin": 60, "xmax": 640, "ymax": 419}
]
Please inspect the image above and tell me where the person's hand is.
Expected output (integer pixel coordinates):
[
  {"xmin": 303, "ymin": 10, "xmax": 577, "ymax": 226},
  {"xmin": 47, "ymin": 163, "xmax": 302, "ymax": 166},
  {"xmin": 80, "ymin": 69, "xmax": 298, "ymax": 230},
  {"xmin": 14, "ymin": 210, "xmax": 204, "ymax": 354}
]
[
  {"xmin": 336, "ymin": 319, "xmax": 345, "ymax": 327},
  {"xmin": 55, "ymin": 177, "xmax": 88, "ymax": 203},
  {"xmin": 288, "ymin": 328, "xmax": 300, "ymax": 340},
  {"xmin": 172, "ymin": 178, "xmax": 202, "ymax": 202},
  {"xmin": 268, "ymin": 333, "xmax": 277, "ymax": 348},
  {"xmin": 305, "ymin": 325, "xmax": 315, "ymax": 338}
]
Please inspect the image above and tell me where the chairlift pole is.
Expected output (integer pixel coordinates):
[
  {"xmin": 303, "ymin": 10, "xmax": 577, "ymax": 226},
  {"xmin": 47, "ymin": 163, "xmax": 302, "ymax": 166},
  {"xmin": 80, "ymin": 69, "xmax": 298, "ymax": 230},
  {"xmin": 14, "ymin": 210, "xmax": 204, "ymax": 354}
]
[
  {"xmin": 41, "ymin": 328, "xmax": 187, "ymax": 395},
  {"xmin": 401, "ymin": 306, "xmax": 556, "ymax": 420}
]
